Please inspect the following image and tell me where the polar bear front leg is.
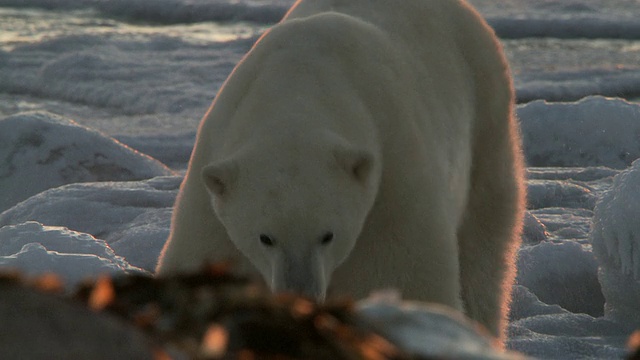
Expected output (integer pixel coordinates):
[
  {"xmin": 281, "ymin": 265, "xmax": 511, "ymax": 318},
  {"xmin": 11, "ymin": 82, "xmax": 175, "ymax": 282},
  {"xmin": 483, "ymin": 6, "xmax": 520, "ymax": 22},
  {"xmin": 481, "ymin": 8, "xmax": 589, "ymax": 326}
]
[{"xmin": 456, "ymin": 119, "xmax": 525, "ymax": 344}]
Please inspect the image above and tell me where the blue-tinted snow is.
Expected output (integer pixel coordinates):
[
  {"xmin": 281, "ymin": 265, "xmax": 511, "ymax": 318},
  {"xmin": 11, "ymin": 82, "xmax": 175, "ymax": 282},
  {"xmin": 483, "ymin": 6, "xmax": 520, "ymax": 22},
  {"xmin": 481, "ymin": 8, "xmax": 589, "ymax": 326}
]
[{"xmin": 591, "ymin": 159, "xmax": 640, "ymax": 327}]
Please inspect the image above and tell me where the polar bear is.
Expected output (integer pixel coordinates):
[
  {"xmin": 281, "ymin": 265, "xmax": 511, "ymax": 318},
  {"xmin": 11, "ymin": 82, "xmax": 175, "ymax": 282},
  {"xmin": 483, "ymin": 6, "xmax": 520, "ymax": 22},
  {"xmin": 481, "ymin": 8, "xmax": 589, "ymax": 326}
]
[{"xmin": 156, "ymin": 0, "xmax": 525, "ymax": 343}]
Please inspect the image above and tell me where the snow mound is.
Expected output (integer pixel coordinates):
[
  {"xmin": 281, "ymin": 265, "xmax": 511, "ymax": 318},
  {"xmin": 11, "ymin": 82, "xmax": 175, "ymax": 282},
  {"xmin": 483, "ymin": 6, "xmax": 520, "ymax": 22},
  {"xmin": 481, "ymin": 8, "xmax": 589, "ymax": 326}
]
[
  {"xmin": 530, "ymin": 208, "xmax": 594, "ymax": 242},
  {"xmin": 590, "ymin": 158, "xmax": 640, "ymax": 325},
  {"xmin": 518, "ymin": 96, "xmax": 640, "ymax": 169},
  {"xmin": 527, "ymin": 180, "xmax": 596, "ymax": 210},
  {"xmin": 508, "ymin": 312, "xmax": 630, "ymax": 360},
  {"xmin": 0, "ymin": 176, "xmax": 181, "ymax": 271},
  {"xmin": 509, "ymin": 285, "xmax": 568, "ymax": 321},
  {"xmin": 516, "ymin": 241, "xmax": 603, "ymax": 317},
  {"xmin": 506, "ymin": 285, "xmax": 632, "ymax": 360},
  {"xmin": 0, "ymin": 222, "xmax": 147, "ymax": 287},
  {"xmin": 522, "ymin": 212, "xmax": 548, "ymax": 245},
  {"xmin": 0, "ymin": 111, "xmax": 174, "ymax": 213}
]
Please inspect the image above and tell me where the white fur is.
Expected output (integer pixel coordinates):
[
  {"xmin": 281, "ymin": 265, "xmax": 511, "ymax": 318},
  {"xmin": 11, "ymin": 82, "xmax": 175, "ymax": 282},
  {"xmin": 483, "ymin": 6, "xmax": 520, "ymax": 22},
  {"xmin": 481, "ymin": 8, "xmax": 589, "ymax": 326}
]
[{"xmin": 156, "ymin": 0, "xmax": 525, "ymax": 344}]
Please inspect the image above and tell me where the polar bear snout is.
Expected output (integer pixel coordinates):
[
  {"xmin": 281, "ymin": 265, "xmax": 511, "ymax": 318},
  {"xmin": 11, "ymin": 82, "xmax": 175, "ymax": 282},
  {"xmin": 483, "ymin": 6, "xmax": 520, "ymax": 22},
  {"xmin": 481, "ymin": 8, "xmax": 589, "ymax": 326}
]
[{"xmin": 270, "ymin": 251, "xmax": 328, "ymax": 301}]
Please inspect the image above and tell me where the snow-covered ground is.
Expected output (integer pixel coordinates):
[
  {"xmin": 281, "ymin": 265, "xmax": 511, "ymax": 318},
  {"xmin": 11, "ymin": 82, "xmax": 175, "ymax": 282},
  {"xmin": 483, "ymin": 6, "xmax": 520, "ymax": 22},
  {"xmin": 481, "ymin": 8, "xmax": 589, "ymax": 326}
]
[{"xmin": 1, "ymin": 0, "xmax": 640, "ymax": 358}]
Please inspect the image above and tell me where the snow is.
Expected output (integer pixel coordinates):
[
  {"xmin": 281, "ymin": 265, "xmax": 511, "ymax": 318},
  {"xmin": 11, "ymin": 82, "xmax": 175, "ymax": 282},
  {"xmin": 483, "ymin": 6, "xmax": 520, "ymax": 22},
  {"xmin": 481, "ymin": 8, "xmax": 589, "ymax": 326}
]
[
  {"xmin": 526, "ymin": 179, "xmax": 596, "ymax": 210},
  {"xmin": 0, "ymin": 7, "xmax": 258, "ymax": 138},
  {"xmin": 521, "ymin": 212, "xmax": 548, "ymax": 245},
  {"xmin": 1, "ymin": 0, "xmax": 640, "ymax": 358},
  {"xmin": 511, "ymin": 286, "xmax": 629, "ymax": 360},
  {"xmin": 0, "ymin": 222, "xmax": 146, "ymax": 286},
  {"xmin": 0, "ymin": 111, "xmax": 174, "ymax": 212},
  {"xmin": 517, "ymin": 241, "xmax": 603, "ymax": 317},
  {"xmin": 515, "ymin": 70, "xmax": 640, "ymax": 104},
  {"xmin": 518, "ymin": 96, "xmax": 640, "ymax": 169},
  {"xmin": 0, "ymin": 176, "xmax": 181, "ymax": 272},
  {"xmin": 590, "ymin": 159, "xmax": 640, "ymax": 326},
  {"xmin": 490, "ymin": 17, "xmax": 640, "ymax": 40},
  {"xmin": 0, "ymin": 0, "xmax": 291, "ymax": 24},
  {"xmin": 0, "ymin": 33, "xmax": 249, "ymax": 136},
  {"xmin": 509, "ymin": 312, "xmax": 631, "ymax": 360},
  {"xmin": 591, "ymin": 159, "xmax": 640, "ymax": 279}
]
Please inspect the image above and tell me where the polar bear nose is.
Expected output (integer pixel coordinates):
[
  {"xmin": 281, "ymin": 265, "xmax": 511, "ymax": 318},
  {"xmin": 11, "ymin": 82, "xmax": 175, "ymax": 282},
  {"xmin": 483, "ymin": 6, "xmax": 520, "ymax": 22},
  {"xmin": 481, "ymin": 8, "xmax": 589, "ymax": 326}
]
[
  {"xmin": 282, "ymin": 273, "xmax": 326, "ymax": 300},
  {"xmin": 272, "ymin": 253, "xmax": 327, "ymax": 301}
]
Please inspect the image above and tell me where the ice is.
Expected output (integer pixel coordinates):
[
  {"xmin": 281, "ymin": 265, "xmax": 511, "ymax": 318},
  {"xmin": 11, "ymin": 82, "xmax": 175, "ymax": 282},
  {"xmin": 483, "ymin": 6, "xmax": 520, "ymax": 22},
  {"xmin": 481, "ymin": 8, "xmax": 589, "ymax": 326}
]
[
  {"xmin": 527, "ymin": 180, "xmax": 596, "ymax": 210},
  {"xmin": 0, "ymin": 0, "xmax": 291, "ymax": 24},
  {"xmin": 591, "ymin": 159, "xmax": 640, "ymax": 278},
  {"xmin": 490, "ymin": 17, "xmax": 640, "ymax": 40},
  {"xmin": 0, "ymin": 32, "xmax": 252, "ymax": 136},
  {"xmin": 115, "ymin": 132, "xmax": 196, "ymax": 170},
  {"xmin": 0, "ymin": 222, "xmax": 146, "ymax": 287},
  {"xmin": 515, "ymin": 70, "xmax": 640, "ymax": 104},
  {"xmin": 516, "ymin": 241, "xmax": 603, "ymax": 317},
  {"xmin": 590, "ymin": 159, "xmax": 640, "ymax": 325},
  {"xmin": 0, "ymin": 111, "xmax": 174, "ymax": 213},
  {"xmin": 526, "ymin": 167, "xmax": 620, "ymax": 182},
  {"xmin": 5, "ymin": 0, "xmax": 640, "ymax": 30},
  {"xmin": 524, "ymin": 166, "xmax": 615, "ymax": 244},
  {"xmin": 0, "ymin": 176, "xmax": 181, "ymax": 271},
  {"xmin": 467, "ymin": 0, "xmax": 640, "ymax": 20},
  {"xmin": 509, "ymin": 312, "xmax": 630, "ymax": 360},
  {"xmin": 507, "ymin": 286, "xmax": 631, "ymax": 359},
  {"xmin": 94, "ymin": 0, "xmax": 289, "ymax": 24},
  {"xmin": 508, "ymin": 285, "xmax": 568, "ymax": 321},
  {"xmin": 1, "ymin": 34, "xmax": 244, "ymax": 116},
  {"xmin": 518, "ymin": 96, "xmax": 640, "ymax": 169},
  {"xmin": 521, "ymin": 212, "xmax": 548, "ymax": 245},
  {"xmin": 530, "ymin": 208, "xmax": 594, "ymax": 242}
]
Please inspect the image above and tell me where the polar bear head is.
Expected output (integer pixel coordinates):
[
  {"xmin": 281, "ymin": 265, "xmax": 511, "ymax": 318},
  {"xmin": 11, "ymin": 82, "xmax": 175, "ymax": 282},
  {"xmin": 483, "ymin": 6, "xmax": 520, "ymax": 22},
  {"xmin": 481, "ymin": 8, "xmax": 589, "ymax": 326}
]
[{"xmin": 202, "ymin": 132, "xmax": 379, "ymax": 300}]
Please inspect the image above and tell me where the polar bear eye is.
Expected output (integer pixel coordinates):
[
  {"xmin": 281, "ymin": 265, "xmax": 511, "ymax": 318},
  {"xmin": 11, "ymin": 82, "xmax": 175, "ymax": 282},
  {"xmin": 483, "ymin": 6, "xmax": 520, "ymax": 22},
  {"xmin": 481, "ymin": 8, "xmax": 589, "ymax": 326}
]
[
  {"xmin": 320, "ymin": 232, "xmax": 334, "ymax": 246},
  {"xmin": 259, "ymin": 234, "xmax": 276, "ymax": 247}
]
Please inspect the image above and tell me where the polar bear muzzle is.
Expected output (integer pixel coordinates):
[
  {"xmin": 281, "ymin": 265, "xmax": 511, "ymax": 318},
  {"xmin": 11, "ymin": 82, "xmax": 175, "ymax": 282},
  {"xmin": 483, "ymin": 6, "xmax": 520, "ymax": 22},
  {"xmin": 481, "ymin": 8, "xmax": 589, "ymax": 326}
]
[{"xmin": 270, "ymin": 250, "xmax": 327, "ymax": 301}]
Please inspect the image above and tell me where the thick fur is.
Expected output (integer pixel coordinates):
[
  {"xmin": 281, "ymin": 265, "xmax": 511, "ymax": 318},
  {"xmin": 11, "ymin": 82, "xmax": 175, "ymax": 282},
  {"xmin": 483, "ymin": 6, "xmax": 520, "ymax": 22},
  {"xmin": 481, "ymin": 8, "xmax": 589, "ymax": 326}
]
[{"xmin": 156, "ymin": 0, "xmax": 525, "ymax": 344}]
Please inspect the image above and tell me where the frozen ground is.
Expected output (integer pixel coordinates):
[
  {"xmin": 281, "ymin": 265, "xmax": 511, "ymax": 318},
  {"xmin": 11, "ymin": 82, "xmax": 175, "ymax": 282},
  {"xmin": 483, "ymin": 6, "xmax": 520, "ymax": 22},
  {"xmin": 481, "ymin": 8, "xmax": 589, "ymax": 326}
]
[{"xmin": 1, "ymin": 1, "xmax": 640, "ymax": 359}]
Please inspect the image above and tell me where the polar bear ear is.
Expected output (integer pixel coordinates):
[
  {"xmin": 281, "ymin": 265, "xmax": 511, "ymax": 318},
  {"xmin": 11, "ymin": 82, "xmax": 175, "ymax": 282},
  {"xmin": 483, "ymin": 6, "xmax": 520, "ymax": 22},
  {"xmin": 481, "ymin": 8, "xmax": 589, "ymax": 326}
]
[
  {"xmin": 334, "ymin": 147, "xmax": 374, "ymax": 185},
  {"xmin": 202, "ymin": 161, "xmax": 238, "ymax": 197}
]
